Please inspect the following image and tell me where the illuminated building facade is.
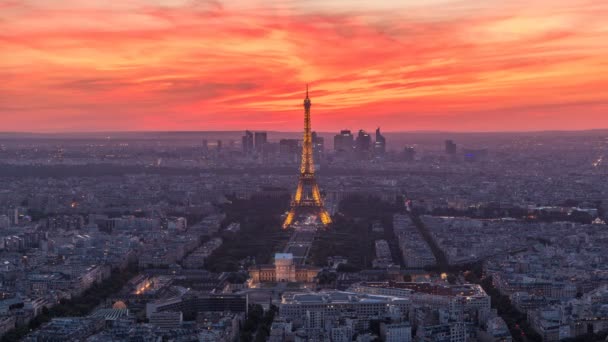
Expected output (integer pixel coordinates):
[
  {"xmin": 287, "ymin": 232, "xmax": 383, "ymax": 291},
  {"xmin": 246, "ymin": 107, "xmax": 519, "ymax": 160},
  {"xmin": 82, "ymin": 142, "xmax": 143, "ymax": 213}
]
[{"xmin": 248, "ymin": 253, "xmax": 319, "ymax": 283}]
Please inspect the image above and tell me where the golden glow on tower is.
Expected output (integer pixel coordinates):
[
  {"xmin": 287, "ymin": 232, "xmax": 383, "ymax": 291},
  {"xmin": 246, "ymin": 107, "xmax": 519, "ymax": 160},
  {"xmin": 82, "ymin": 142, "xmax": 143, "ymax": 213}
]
[
  {"xmin": 283, "ymin": 85, "xmax": 332, "ymax": 229},
  {"xmin": 283, "ymin": 211, "xmax": 296, "ymax": 228},
  {"xmin": 294, "ymin": 183, "xmax": 304, "ymax": 203},
  {"xmin": 319, "ymin": 211, "xmax": 332, "ymax": 225}
]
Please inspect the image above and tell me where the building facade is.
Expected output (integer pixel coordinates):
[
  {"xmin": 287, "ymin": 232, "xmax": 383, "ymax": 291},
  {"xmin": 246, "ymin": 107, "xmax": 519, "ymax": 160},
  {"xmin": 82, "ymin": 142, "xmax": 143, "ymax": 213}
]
[{"xmin": 248, "ymin": 253, "xmax": 319, "ymax": 283}]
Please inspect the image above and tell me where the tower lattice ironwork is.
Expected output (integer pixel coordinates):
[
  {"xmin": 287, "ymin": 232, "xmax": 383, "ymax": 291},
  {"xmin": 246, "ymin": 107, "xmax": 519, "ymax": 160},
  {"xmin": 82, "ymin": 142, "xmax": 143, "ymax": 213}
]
[{"xmin": 282, "ymin": 85, "xmax": 332, "ymax": 228}]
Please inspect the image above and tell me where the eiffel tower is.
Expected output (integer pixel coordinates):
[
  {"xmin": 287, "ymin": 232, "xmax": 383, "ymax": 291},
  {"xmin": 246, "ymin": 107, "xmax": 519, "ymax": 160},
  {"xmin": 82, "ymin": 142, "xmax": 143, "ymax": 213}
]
[{"xmin": 282, "ymin": 85, "xmax": 332, "ymax": 228}]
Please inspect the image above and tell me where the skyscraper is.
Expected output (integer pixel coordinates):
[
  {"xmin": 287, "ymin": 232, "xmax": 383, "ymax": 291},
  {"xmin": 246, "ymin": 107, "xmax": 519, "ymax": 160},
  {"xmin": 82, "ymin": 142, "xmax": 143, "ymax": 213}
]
[
  {"xmin": 355, "ymin": 129, "xmax": 372, "ymax": 159},
  {"xmin": 279, "ymin": 139, "xmax": 300, "ymax": 156},
  {"xmin": 374, "ymin": 127, "xmax": 386, "ymax": 155},
  {"xmin": 242, "ymin": 131, "xmax": 254, "ymax": 155},
  {"xmin": 312, "ymin": 131, "xmax": 324, "ymax": 161},
  {"xmin": 334, "ymin": 130, "xmax": 354, "ymax": 153},
  {"xmin": 254, "ymin": 132, "xmax": 267, "ymax": 153},
  {"xmin": 283, "ymin": 86, "xmax": 332, "ymax": 228}
]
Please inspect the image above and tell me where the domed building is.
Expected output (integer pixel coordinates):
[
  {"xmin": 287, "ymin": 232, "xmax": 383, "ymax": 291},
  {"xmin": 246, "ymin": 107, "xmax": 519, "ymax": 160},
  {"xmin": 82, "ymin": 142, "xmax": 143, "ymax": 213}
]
[
  {"xmin": 112, "ymin": 300, "xmax": 127, "ymax": 310},
  {"xmin": 248, "ymin": 253, "xmax": 319, "ymax": 284}
]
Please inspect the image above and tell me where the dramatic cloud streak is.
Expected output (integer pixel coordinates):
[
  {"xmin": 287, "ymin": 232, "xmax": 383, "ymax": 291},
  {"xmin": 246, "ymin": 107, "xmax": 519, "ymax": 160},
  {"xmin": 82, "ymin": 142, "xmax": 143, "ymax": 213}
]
[{"xmin": 0, "ymin": 0, "xmax": 607, "ymax": 131}]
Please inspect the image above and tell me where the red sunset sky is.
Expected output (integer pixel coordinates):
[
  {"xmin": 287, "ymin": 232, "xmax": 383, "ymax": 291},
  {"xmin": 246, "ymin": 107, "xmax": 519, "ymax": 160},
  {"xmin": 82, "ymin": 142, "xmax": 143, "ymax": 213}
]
[{"xmin": 1, "ymin": 0, "xmax": 607, "ymax": 132}]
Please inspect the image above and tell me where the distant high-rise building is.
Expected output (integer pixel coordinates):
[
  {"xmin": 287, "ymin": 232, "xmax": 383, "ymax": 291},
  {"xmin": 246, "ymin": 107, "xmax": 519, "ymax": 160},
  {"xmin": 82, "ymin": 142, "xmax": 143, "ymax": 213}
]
[
  {"xmin": 216, "ymin": 140, "xmax": 222, "ymax": 153},
  {"xmin": 374, "ymin": 127, "xmax": 386, "ymax": 156},
  {"xmin": 334, "ymin": 130, "xmax": 354, "ymax": 153},
  {"xmin": 355, "ymin": 129, "xmax": 372, "ymax": 159},
  {"xmin": 403, "ymin": 146, "xmax": 416, "ymax": 161},
  {"xmin": 242, "ymin": 131, "xmax": 254, "ymax": 155},
  {"xmin": 356, "ymin": 130, "xmax": 371, "ymax": 151},
  {"xmin": 254, "ymin": 132, "xmax": 267, "ymax": 153},
  {"xmin": 312, "ymin": 131, "xmax": 324, "ymax": 161},
  {"xmin": 279, "ymin": 139, "xmax": 300, "ymax": 156},
  {"xmin": 445, "ymin": 140, "xmax": 457, "ymax": 155},
  {"xmin": 202, "ymin": 139, "xmax": 208, "ymax": 154},
  {"xmin": 263, "ymin": 142, "xmax": 279, "ymax": 155}
]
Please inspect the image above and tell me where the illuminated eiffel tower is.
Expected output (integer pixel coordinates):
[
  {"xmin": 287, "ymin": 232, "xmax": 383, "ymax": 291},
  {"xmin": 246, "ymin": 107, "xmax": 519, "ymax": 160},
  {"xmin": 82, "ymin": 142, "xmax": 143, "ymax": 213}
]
[{"xmin": 282, "ymin": 85, "xmax": 332, "ymax": 228}]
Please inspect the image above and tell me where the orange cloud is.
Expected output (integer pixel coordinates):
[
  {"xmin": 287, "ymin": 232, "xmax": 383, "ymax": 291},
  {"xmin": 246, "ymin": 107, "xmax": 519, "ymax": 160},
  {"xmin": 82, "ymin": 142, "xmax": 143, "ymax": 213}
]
[{"xmin": 0, "ymin": 0, "xmax": 607, "ymax": 132}]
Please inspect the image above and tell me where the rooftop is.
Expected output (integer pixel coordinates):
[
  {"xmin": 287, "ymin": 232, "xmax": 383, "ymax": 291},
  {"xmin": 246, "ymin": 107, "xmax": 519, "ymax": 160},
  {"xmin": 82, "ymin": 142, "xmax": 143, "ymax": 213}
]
[{"xmin": 275, "ymin": 253, "xmax": 293, "ymax": 260}]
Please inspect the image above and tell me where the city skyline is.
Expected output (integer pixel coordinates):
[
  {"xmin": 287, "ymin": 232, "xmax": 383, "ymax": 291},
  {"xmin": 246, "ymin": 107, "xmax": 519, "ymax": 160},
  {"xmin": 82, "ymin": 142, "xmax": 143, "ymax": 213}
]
[
  {"xmin": 0, "ymin": 107, "xmax": 606, "ymax": 340},
  {"xmin": 2, "ymin": 0, "xmax": 608, "ymax": 132}
]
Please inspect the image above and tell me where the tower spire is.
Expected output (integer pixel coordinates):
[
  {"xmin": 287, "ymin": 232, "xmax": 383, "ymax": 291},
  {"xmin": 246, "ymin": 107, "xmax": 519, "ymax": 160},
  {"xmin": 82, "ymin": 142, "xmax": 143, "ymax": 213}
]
[{"xmin": 306, "ymin": 84, "xmax": 309, "ymax": 98}]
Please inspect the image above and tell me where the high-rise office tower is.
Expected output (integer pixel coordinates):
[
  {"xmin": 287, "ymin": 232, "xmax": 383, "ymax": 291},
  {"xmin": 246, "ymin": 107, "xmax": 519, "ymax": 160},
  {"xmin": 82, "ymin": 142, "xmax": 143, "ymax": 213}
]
[
  {"xmin": 254, "ymin": 132, "xmax": 267, "ymax": 153},
  {"xmin": 374, "ymin": 127, "xmax": 386, "ymax": 155},
  {"xmin": 279, "ymin": 139, "xmax": 300, "ymax": 155},
  {"xmin": 356, "ymin": 130, "xmax": 371, "ymax": 151},
  {"xmin": 334, "ymin": 130, "xmax": 354, "ymax": 153},
  {"xmin": 355, "ymin": 129, "xmax": 372, "ymax": 159},
  {"xmin": 283, "ymin": 86, "xmax": 332, "ymax": 228},
  {"xmin": 242, "ymin": 131, "xmax": 254, "ymax": 155},
  {"xmin": 312, "ymin": 131, "xmax": 324, "ymax": 161}
]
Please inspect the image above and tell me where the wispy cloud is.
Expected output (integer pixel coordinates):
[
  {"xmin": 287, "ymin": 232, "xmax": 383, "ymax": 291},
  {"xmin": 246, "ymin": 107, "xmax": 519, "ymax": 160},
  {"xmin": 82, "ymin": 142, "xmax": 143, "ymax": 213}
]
[{"xmin": 0, "ymin": 0, "xmax": 606, "ymax": 131}]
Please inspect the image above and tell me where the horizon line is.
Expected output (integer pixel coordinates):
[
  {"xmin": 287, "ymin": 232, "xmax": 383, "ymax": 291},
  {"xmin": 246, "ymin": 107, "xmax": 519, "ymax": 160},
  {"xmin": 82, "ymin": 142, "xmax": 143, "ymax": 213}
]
[{"xmin": 1, "ymin": 128, "xmax": 608, "ymax": 135}]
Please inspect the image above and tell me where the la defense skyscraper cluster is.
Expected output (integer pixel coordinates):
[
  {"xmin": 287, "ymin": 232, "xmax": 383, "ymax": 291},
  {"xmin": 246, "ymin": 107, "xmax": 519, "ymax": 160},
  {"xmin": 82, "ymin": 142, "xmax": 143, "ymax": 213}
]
[{"xmin": 283, "ymin": 86, "xmax": 332, "ymax": 228}]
